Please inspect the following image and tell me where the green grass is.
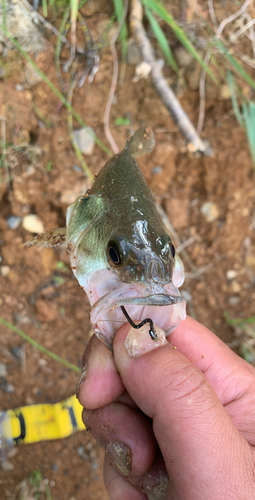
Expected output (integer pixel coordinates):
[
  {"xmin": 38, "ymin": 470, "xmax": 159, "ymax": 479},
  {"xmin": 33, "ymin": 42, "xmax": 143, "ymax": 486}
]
[
  {"xmin": 0, "ymin": 317, "xmax": 80, "ymax": 373},
  {"xmin": 225, "ymin": 312, "xmax": 255, "ymax": 365}
]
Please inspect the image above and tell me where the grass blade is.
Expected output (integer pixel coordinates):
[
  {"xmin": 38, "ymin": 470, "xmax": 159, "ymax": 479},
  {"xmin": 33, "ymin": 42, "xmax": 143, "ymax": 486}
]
[
  {"xmin": 141, "ymin": 0, "xmax": 219, "ymax": 84},
  {"xmin": 0, "ymin": 317, "xmax": 80, "ymax": 373},
  {"xmin": 227, "ymin": 71, "xmax": 244, "ymax": 127},
  {"xmin": 213, "ymin": 39, "xmax": 255, "ymax": 92},
  {"xmin": 242, "ymin": 102, "xmax": 255, "ymax": 165},
  {"xmin": 113, "ymin": 0, "xmax": 128, "ymax": 60},
  {"xmin": 145, "ymin": 6, "xmax": 179, "ymax": 74}
]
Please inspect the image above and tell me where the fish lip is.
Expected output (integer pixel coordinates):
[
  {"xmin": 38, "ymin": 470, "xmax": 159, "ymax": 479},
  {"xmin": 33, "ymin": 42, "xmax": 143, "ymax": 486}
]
[{"xmin": 91, "ymin": 289, "xmax": 185, "ymax": 317}]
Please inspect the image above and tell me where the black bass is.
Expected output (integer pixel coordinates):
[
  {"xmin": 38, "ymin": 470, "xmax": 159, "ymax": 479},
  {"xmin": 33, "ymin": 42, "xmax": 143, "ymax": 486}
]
[{"xmin": 27, "ymin": 129, "xmax": 186, "ymax": 347}]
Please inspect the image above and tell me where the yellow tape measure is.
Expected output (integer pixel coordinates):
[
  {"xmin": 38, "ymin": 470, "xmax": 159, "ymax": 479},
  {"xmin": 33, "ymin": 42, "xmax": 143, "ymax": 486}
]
[{"xmin": 0, "ymin": 394, "xmax": 85, "ymax": 447}]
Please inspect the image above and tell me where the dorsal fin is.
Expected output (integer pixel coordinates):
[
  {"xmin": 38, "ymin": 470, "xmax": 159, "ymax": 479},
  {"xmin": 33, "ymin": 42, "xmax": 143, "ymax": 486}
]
[{"xmin": 128, "ymin": 128, "xmax": 155, "ymax": 158}]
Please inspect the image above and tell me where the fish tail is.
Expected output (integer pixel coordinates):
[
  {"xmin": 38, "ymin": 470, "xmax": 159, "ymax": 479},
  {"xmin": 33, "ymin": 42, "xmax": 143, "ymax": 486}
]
[{"xmin": 128, "ymin": 128, "xmax": 155, "ymax": 158}]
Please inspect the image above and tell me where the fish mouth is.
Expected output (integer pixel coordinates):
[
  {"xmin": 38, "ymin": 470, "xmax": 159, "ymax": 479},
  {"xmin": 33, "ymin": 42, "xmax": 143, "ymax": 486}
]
[
  {"xmin": 91, "ymin": 288, "xmax": 184, "ymax": 316},
  {"xmin": 90, "ymin": 281, "xmax": 186, "ymax": 348}
]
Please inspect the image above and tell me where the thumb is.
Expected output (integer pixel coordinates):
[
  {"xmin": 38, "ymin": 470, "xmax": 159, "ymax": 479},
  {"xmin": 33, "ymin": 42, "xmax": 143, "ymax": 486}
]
[{"xmin": 113, "ymin": 321, "xmax": 253, "ymax": 500}]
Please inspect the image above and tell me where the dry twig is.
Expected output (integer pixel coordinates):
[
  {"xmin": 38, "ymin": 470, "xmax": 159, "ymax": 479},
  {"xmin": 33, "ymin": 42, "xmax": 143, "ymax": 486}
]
[{"xmin": 130, "ymin": 0, "xmax": 206, "ymax": 153}]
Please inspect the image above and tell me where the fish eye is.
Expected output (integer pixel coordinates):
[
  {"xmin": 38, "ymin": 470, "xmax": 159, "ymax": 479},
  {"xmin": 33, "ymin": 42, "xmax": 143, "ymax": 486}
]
[
  {"xmin": 171, "ymin": 243, "xmax": 175, "ymax": 259},
  {"xmin": 107, "ymin": 239, "xmax": 126, "ymax": 266}
]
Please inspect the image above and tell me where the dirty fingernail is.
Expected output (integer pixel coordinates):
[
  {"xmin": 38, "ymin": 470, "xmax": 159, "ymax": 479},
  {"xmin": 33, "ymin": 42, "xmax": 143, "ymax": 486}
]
[
  {"xmin": 124, "ymin": 323, "xmax": 168, "ymax": 358},
  {"xmin": 107, "ymin": 442, "xmax": 132, "ymax": 477},
  {"xmin": 141, "ymin": 470, "xmax": 169, "ymax": 500},
  {"xmin": 76, "ymin": 362, "xmax": 88, "ymax": 399}
]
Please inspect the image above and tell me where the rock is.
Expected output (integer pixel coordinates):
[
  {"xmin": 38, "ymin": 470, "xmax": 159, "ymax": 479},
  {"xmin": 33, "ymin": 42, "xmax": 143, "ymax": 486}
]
[
  {"xmin": 151, "ymin": 165, "xmax": 162, "ymax": 174},
  {"xmin": 0, "ymin": 67, "xmax": 6, "ymax": 78},
  {"xmin": 0, "ymin": 265, "xmax": 10, "ymax": 277},
  {"xmin": 133, "ymin": 61, "xmax": 151, "ymax": 82},
  {"xmin": 1, "ymin": 460, "xmax": 14, "ymax": 471},
  {"xmin": 11, "ymin": 346, "xmax": 24, "ymax": 360},
  {"xmin": 73, "ymin": 127, "xmax": 95, "ymax": 155},
  {"xmin": 226, "ymin": 269, "xmax": 237, "ymax": 280},
  {"xmin": 174, "ymin": 47, "xmax": 193, "ymax": 68},
  {"xmin": 0, "ymin": 362, "xmax": 7, "ymax": 378},
  {"xmin": 200, "ymin": 202, "xmax": 219, "ymax": 222},
  {"xmin": 231, "ymin": 280, "xmax": 241, "ymax": 293},
  {"xmin": 7, "ymin": 215, "xmax": 22, "ymax": 229},
  {"xmin": 219, "ymin": 84, "xmax": 231, "ymax": 100},
  {"xmin": 77, "ymin": 446, "xmax": 89, "ymax": 460},
  {"xmin": 22, "ymin": 214, "xmax": 44, "ymax": 233},
  {"xmin": 186, "ymin": 63, "xmax": 201, "ymax": 90},
  {"xmin": 24, "ymin": 62, "xmax": 43, "ymax": 86},
  {"xmin": 228, "ymin": 296, "xmax": 240, "ymax": 306},
  {"xmin": 127, "ymin": 38, "xmax": 143, "ymax": 66},
  {"xmin": 1, "ymin": 381, "xmax": 15, "ymax": 394}
]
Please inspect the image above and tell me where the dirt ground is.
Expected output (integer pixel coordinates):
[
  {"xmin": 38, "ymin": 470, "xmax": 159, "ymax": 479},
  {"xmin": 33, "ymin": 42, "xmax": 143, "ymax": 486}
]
[{"xmin": 1, "ymin": 1, "xmax": 255, "ymax": 499}]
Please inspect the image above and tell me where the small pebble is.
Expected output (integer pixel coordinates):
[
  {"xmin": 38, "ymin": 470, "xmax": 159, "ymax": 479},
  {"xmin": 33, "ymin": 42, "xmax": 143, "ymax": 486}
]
[
  {"xmin": 11, "ymin": 346, "xmax": 24, "ymax": 360},
  {"xmin": 22, "ymin": 214, "xmax": 44, "ymax": 233},
  {"xmin": 25, "ymin": 61, "xmax": 43, "ymax": 86},
  {"xmin": 174, "ymin": 46, "xmax": 193, "ymax": 68},
  {"xmin": 200, "ymin": 202, "xmax": 219, "ymax": 222},
  {"xmin": 0, "ymin": 265, "xmax": 10, "ymax": 277},
  {"xmin": 151, "ymin": 165, "xmax": 162, "ymax": 174},
  {"xmin": 231, "ymin": 280, "xmax": 241, "ymax": 293},
  {"xmin": 15, "ymin": 84, "xmax": 24, "ymax": 91},
  {"xmin": 226, "ymin": 269, "xmax": 237, "ymax": 280},
  {"xmin": 228, "ymin": 296, "xmax": 240, "ymax": 306},
  {"xmin": 77, "ymin": 445, "xmax": 89, "ymax": 460},
  {"xmin": 73, "ymin": 127, "xmax": 95, "ymax": 155},
  {"xmin": 7, "ymin": 216, "xmax": 22, "ymax": 230},
  {"xmin": 0, "ymin": 362, "xmax": 7, "ymax": 378},
  {"xmin": 1, "ymin": 460, "xmax": 14, "ymax": 471},
  {"xmin": 2, "ymin": 382, "xmax": 14, "ymax": 394}
]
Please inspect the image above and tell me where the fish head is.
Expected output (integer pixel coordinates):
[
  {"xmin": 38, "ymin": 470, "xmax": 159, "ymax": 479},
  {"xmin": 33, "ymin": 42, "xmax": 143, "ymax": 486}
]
[{"xmin": 105, "ymin": 221, "xmax": 175, "ymax": 288}]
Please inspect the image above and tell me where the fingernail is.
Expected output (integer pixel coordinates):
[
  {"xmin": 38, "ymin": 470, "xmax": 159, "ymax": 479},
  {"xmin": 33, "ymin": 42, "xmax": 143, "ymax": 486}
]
[
  {"xmin": 76, "ymin": 362, "xmax": 88, "ymax": 399},
  {"xmin": 107, "ymin": 442, "xmax": 131, "ymax": 477},
  {"xmin": 124, "ymin": 323, "xmax": 168, "ymax": 358},
  {"xmin": 141, "ymin": 470, "xmax": 169, "ymax": 499}
]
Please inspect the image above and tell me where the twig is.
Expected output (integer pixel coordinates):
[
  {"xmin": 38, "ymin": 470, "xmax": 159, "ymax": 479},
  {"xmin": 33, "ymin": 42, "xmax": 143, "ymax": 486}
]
[
  {"xmin": 217, "ymin": 0, "xmax": 250, "ymax": 39},
  {"xmin": 104, "ymin": 0, "xmax": 128, "ymax": 153},
  {"xmin": 130, "ymin": 0, "xmax": 205, "ymax": 153},
  {"xmin": 230, "ymin": 17, "xmax": 255, "ymax": 42}
]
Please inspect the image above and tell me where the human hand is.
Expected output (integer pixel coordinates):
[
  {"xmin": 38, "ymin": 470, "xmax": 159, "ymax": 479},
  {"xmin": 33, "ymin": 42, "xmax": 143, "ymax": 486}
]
[{"xmin": 77, "ymin": 316, "xmax": 255, "ymax": 500}]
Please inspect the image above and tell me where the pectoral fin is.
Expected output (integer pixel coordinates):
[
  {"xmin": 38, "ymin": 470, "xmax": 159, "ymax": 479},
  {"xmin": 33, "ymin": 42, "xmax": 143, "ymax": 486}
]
[{"xmin": 25, "ymin": 227, "xmax": 66, "ymax": 248}]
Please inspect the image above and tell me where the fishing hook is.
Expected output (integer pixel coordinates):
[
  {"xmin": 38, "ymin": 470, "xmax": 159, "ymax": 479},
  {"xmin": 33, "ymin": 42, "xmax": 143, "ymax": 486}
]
[{"xmin": 120, "ymin": 306, "xmax": 158, "ymax": 341}]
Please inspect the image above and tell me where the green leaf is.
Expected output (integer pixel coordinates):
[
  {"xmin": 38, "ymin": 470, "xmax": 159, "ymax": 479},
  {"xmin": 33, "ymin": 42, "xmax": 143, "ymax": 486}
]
[
  {"xmin": 115, "ymin": 116, "xmax": 131, "ymax": 126},
  {"xmin": 145, "ymin": 6, "xmax": 179, "ymax": 74},
  {"xmin": 113, "ymin": 0, "xmax": 128, "ymax": 60},
  {"xmin": 141, "ymin": 0, "xmax": 219, "ymax": 84}
]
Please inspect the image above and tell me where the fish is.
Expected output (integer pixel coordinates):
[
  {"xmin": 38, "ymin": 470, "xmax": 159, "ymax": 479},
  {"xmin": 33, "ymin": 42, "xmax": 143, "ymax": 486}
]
[{"xmin": 27, "ymin": 128, "xmax": 186, "ymax": 348}]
